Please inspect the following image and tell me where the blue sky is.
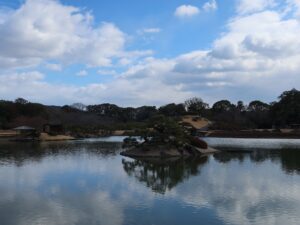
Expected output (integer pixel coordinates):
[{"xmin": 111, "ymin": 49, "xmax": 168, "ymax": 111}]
[{"xmin": 0, "ymin": 0, "xmax": 300, "ymax": 106}]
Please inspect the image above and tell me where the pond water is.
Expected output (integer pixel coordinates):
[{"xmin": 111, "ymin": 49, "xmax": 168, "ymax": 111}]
[{"xmin": 0, "ymin": 138, "xmax": 300, "ymax": 225}]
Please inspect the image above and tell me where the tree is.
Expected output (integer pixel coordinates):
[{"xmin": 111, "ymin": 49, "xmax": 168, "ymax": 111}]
[
  {"xmin": 15, "ymin": 98, "xmax": 29, "ymax": 104},
  {"xmin": 120, "ymin": 107, "xmax": 136, "ymax": 122},
  {"xmin": 210, "ymin": 100, "xmax": 245, "ymax": 130},
  {"xmin": 247, "ymin": 100, "xmax": 271, "ymax": 128},
  {"xmin": 135, "ymin": 106, "xmax": 157, "ymax": 121},
  {"xmin": 270, "ymin": 88, "xmax": 300, "ymax": 126},
  {"xmin": 247, "ymin": 100, "xmax": 269, "ymax": 112},
  {"xmin": 184, "ymin": 97, "xmax": 209, "ymax": 115},
  {"xmin": 70, "ymin": 103, "xmax": 87, "ymax": 111},
  {"xmin": 0, "ymin": 102, "xmax": 9, "ymax": 128},
  {"xmin": 212, "ymin": 100, "xmax": 235, "ymax": 113},
  {"xmin": 236, "ymin": 101, "xmax": 246, "ymax": 112},
  {"xmin": 87, "ymin": 103, "xmax": 121, "ymax": 118},
  {"xmin": 158, "ymin": 103, "xmax": 186, "ymax": 117}
]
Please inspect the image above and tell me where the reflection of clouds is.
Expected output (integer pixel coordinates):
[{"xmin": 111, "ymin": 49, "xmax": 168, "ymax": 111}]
[
  {"xmin": 0, "ymin": 146, "xmax": 154, "ymax": 225},
  {"xmin": 1, "ymin": 142, "xmax": 300, "ymax": 225},
  {"xmin": 0, "ymin": 156, "xmax": 109, "ymax": 190},
  {"xmin": 168, "ymin": 158, "xmax": 300, "ymax": 225},
  {"xmin": 0, "ymin": 188, "xmax": 124, "ymax": 225}
]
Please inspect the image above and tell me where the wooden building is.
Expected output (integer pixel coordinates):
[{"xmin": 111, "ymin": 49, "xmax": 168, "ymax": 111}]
[{"xmin": 13, "ymin": 126, "xmax": 37, "ymax": 141}]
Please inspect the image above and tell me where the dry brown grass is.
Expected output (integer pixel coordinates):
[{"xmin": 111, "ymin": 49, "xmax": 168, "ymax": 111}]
[
  {"xmin": 39, "ymin": 132, "xmax": 75, "ymax": 141},
  {"xmin": 0, "ymin": 130, "xmax": 17, "ymax": 137},
  {"xmin": 181, "ymin": 115, "xmax": 210, "ymax": 129}
]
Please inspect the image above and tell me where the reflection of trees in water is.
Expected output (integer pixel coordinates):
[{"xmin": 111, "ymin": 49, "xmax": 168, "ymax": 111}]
[
  {"xmin": 0, "ymin": 141, "xmax": 122, "ymax": 167},
  {"xmin": 214, "ymin": 149, "xmax": 300, "ymax": 175},
  {"xmin": 213, "ymin": 151, "xmax": 246, "ymax": 163},
  {"xmin": 122, "ymin": 156, "xmax": 208, "ymax": 194},
  {"xmin": 279, "ymin": 150, "xmax": 300, "ymax": 174}
]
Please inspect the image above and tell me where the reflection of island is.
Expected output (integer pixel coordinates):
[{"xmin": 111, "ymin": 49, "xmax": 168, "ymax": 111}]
[
  {"xmin": 214, "ymin": 149, "xmax": 300, "ymax": 175},
  {"xmin": 122, "ymin": 156, "xmax": 208, "ymax": 194}
]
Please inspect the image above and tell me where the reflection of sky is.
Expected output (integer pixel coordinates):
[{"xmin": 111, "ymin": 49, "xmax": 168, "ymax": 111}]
[
  {"xmin": 204, "ymin": 138, "xmax": 300, "ymax": 149},
  {"xmin": 0, "ymin": 142, "xmax": 300, "ymax": 225},
  {"xmin": 168, "ymin": 158, "xmax": 300, "ymax": 225}
]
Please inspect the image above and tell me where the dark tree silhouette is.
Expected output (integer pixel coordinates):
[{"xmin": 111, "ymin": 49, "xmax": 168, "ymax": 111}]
[
  {"xmin": 212, "ymin": 100, "xmax": 235, "ymax": 113},
  {"xmin": 158, "ymin": 103, "xmax": 186, "ymax": 117},
  {"xmin": 122, "ymin": 156, "xmax": 208, "ymax": 194},
  {"xmin": 184, "ymin": 97, "xmax": 209, "ymax": 115},
  {"xmin": 248, "ymin": 100, "xmax": 270, "ymax": 112},
  {"xmin": 15, "ymin": 98, "xmax": 29, "ymax": 105},
  {"xmin": 271, "ymin": 88, "xmax": 300, "ymax": 126}
]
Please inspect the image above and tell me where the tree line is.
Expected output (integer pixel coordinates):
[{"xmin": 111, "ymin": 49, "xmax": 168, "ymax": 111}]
[{"xmin": 0, "ymin": 89, "xmax": 300, "ymax": 130}]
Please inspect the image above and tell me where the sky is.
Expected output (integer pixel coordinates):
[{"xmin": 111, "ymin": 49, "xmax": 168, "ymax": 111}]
[{"xmin": 0, "ymin": 0, "xmax": 300, "ymax": 107}]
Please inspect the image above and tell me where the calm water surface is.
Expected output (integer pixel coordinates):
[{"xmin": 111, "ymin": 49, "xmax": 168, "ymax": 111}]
[{"xmin": 0, "ymin": 138, "xmax": 300, "ymax": 225}]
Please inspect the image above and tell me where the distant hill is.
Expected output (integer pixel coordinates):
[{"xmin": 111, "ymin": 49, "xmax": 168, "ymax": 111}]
[
  {"xmin": 0, "ymin": 99, "xmax": 156, "ymax": 132},
  {"xmin": 1, "ymin": 88, "xmax": 300, "ymax": 133}
]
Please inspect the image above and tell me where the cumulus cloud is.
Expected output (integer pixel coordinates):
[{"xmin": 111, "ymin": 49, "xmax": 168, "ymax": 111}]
[
  {"xmin": 237, "ymin": 0, "xmax": 276, "ymax": 15},
  {"xmin": 0, "ymin": 70, "xmax": 191, "ymax": 106},
  {"xmin": 45, "ymin": 63, "xmax": 62, "ymax": 71},
  {"xmin": 211, "ymin": 10, "xmax": 300, "ymax": 60},
  {"xmin": 0, "ymin": 0, "xmax": 148, "ymax": 69},
  {"xmin": 121, "ymin": 5, "xmax": 300, "ymax": 104},
  {"xmin": 286, "ymin": 0, "xmax": 300, "ymax": 17},
  {"xmin": 174, "ymin": 1, "xmax": 217, "ymax": 18},
  {"xmin": 0, "ymin": 71, "xmax": 75, "ymax": 103},
  {"xmin": 97, "ymin": 69, "xmax": 117, "ymax": 76},
  {"xmin": 138, "ymin": 28, "xmax": 161, "ymax": 34},
  {"xmin": 76, "ymin": 70, "xmax": 88, "ymax": 77},
  {"xmin": 2, "ymin": 3, "xmax": 300, "ymax": 107},
  {"xmin": 174, "ymin": 5, "xmax": 200, "ymax": 18},
  {"xmin": 203, "ymin": 0, "xmax": 218, "ymax": 12},
  {"xmin": 1, "ymin": 0, "xmax": 300, "ymax": 106}
]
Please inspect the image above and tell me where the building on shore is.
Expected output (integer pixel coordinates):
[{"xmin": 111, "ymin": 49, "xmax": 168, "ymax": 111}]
[{"xmin": 13, "ymin": 126, "xmax": 37, "ymax": 141}]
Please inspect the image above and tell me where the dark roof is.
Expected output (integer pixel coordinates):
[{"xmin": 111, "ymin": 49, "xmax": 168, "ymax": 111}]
[{"xmin": 13, "ymin": 126, "xmax": 36, "ymax": 130}]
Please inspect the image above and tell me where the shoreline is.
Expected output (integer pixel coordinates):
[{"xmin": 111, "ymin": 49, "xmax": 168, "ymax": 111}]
[
  {"xmin": 1, "ymin": 134, "xmax": 300, "ymax": 142},
  {"xmin": 200, "ymin": 131, "xmax": 300, "ymax": 139}
]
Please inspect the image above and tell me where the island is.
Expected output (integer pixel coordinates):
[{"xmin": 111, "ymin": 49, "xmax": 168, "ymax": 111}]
[{"xmin": 120, "ymin": 115, "xmax": 219, "ymax": 158}]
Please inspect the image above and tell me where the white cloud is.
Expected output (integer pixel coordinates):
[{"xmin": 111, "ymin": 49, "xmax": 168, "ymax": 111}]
[
  {"xmin": 120, "ymin": 6, "xmax": 300, "ymax": 104},
  {"xmin": 0, "ymin": 0, "xmax": 148, "ymax": 69},
  {"xmin": 285, "ymin": 0, "xmax": 300, "ymax": 18},
  {"xmin": 0, "ymin": 71, "xmax": 73, "ymax": 103},
  {"xmin": 1, "ymin": 0, "xmax": 300, "ymax": 106},
  {"xmin": 203, "ymin": 0, "xmax": 218, "ymax": 12},
  {"xmin": 174, "ymin": 1, "xmax": 217, "ymax": 19},
  {"xmin": 76, "ymin": 70, "xmax": 88, "ymax": 77},
  {"xmin": 139, "ymin": 28, "xmax": 161, "ymax": 34},
  {"xmin": 118, "ymin": 58, "xmax": 131, "ymax": 66},
  {"xmin": 45, "ymin": 63, "xmax": 62, "ymax": 71},
  {"xmin": 237, "ymin": 0, "xmax": 276, "ymax": 15},
  {"xmin": 97, "ymin": 69, "xmax": 117, "ymax": 76},
  {"xmin": 174, "ymin": 5, "xmax": 200, "ymax": 18},
  {"xmin": 2, "ymin": 4, "xmax": 300, "ymax": 108},
  {"xmin": 0, "ymin": 70, "xmax": 191, "ymax": 106}
]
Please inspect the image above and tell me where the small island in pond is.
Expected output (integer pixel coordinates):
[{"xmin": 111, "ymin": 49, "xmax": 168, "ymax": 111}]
[{"xmin": 120, "ymin": 115, "xmax": 219, "ymax": 158}]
